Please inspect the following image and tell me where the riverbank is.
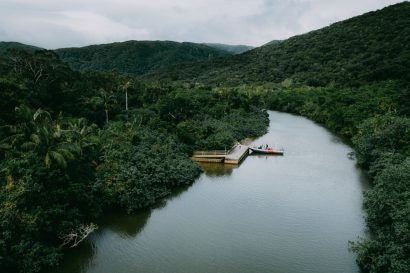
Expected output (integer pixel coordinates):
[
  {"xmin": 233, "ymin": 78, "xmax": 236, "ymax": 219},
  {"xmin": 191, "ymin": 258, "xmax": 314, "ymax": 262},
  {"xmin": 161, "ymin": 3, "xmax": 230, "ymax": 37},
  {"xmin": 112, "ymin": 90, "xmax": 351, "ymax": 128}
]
[
  {"xmin": 49, "ymin": 111, "xmax": 367, "ymax": 273},
  {"xmin": 259, "ymin": 83, "xmax": 410, "ymax": 272},
  {"xmin": 0, "ymin": 55, "xmax": 270, "ymax": 273}
]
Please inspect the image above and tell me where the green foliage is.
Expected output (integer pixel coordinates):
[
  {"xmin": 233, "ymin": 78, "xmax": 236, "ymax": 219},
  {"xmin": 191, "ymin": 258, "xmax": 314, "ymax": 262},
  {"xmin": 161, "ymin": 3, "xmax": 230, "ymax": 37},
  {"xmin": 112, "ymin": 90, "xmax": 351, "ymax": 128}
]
[
  {"xmin": 96, "ymin": 122, "xmax": 202, "ymax": 212},
  {"xmin": 352, "ymin": 159, "xmax": 410, "ymax": 273},
  {"xmin": 203, "ymin": 43, "xmax": 254, "ymax": 54},
  {"xmin": 0, "ymin": 49, "xmax": 81, "ymax": 122},
  {"xmin": 147, "ymin": 2, "xmax": 410, "ymax": 87},
  {"xmin": 0, "ymin": 49, "xmax": 268, "ymax": 273},
  {"xmin": 0, "ymin": 109, "xmax": 101, "ymax": 273},
  {"xmin": 55, "ymin": 40, "xmax": 232, "ymax": 76},
  {"xmin": 2, "ymin": 4, "xmax": 408, "ymax": 273},
  {"xmin": 262, "ymin": 81, "xmax": 410, "ymax": 273},
  {"xmin": 354, "ymin": 115, "xmax": 410, "ymax": 168},
  {"xmin": 0, "ymin": 42, "xmax": 42, "ymax": 55}
]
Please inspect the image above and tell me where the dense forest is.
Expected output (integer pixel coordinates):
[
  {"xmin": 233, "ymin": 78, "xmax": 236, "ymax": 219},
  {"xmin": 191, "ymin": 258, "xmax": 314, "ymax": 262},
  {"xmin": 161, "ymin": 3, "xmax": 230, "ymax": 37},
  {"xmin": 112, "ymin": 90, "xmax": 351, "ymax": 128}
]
[
  {"xmin": 1, "ymin": 2, "xmax": 410, "ymax": 273},
  {"xmin": 0, "ymin": 49, "xmax": 268, "ymax": 273},
  {"xmin": 0, "ymin": 42, "xmax": 41, "ymax": 55},
  {"xmin": 0, "ymin": 41, "xmax": 253, "ymax": 77},
  {"xmin": 145, "ymin": 2, "xmax": 410, "ymax": 87},
  {"xmin": 54, "ymin": 41, "xmax": 233, "ymax": 76},
  {"xmin": 248, "ymin": 80, "xmax": 410, "ymax": 273},
  {"xmin": 202, "ymin": 43, "xmax": 254, "ymax": 55},
  {"xmin": 216, "ymin": 3, "xmax": 409, "ymax": 272},
  {"xmin": 144, "ymin": 3, "xmax": 410, "ymax": 272}
]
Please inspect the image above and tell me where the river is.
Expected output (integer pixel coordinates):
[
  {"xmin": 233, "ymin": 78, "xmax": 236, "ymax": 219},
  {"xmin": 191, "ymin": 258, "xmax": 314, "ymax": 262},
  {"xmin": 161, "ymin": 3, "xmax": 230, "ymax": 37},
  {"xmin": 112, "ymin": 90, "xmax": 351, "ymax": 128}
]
[{"xmin": 52, "ymin": 111, "xmax": 368, "ymax": 273}]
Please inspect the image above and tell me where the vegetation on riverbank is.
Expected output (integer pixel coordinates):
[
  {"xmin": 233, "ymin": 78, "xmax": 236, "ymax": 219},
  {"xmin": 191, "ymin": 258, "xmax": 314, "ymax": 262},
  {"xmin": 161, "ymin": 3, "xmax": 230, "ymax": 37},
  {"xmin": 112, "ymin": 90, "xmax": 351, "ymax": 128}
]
[
  {"xmin": 150, "ymin": 4, "xmax": 409, "ymax": 271},
  {"xmin": 247, "ymin": 80, "xmax": 410, "ymax": 273},
  {"xmin": 1, "ymin": 2, "xmax": 409, "ymax": 273},
  {"xmin": 0, "ymin": 49, "xmax": 268, "ymax": 273}
]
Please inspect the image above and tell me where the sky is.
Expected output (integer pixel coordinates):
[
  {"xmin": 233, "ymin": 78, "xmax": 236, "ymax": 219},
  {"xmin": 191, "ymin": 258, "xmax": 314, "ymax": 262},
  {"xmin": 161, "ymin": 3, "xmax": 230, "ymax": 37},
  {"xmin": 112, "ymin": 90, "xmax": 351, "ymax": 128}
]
[{"xmin": 0, "ymin": 0, "xmax": 405, "ymax": 49}]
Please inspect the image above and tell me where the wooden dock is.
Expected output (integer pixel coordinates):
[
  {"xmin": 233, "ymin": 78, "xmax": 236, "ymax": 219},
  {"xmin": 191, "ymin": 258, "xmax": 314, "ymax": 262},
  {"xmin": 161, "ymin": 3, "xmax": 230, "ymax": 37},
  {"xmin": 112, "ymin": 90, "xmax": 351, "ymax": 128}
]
[
  {"xmin": 224, "ymin": 145, "xmax": 249, "ymax": 164},
  {"xmin": 191, "ymin": 144, "xmax": 249, "ymax": 165}
]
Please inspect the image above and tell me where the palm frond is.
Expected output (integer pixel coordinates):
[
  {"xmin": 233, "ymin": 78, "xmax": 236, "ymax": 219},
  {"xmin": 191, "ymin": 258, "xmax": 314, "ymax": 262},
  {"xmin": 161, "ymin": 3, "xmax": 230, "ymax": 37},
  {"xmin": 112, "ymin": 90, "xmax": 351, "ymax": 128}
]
[
  {"xmin": 0, "ymin": 143, "xmax": 12, "ymax": 151},
  {"xmin": 44, "ymin": 152, "xmax": 51, "ymax": 167},
  {"xmin": 33, "ymin": 109, "xmax": 51, "ymax": 122},
  {"xmin": 31, "ymin": 134, "xmax": 41, "ymax": 145},
  {"xmin": 20, "ymin": 141, "xmax": 36, "ymax": 151},
  {"xmin": 49, "ymin": 151, "xmax": 68, "ymax": 168}
]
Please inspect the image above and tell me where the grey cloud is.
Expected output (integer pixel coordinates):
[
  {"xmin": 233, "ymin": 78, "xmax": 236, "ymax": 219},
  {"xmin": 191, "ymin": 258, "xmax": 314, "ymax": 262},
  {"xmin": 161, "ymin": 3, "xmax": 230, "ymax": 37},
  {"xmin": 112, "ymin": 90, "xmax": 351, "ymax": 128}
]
[{"xmin": 0, "ymin": 0, "xmax": 404, "ymax": 48}]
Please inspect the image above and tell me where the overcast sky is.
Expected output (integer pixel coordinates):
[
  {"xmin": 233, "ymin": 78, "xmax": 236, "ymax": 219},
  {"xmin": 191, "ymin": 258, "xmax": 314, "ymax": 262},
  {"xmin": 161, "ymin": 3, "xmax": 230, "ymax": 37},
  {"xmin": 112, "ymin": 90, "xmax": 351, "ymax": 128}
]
[{"xmin": 0, "ymin": 0, "xmax": 405, "ymax": 49}]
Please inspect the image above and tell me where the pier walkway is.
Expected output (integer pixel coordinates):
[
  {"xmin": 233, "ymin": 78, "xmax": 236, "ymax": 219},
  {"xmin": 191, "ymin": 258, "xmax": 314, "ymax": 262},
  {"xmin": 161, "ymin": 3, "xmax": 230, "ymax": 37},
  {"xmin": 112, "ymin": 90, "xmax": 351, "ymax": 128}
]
[{"xmin": 192, "ymin": 144, "xmax": 249, "ymax": 165}]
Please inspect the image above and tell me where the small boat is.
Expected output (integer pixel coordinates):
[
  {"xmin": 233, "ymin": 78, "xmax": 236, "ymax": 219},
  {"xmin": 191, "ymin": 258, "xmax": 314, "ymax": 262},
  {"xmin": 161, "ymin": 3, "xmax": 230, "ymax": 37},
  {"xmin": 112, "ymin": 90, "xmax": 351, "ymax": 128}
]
[{"xmin": 249, "ymin": 146, "xmax": 284, "ymax": 155}]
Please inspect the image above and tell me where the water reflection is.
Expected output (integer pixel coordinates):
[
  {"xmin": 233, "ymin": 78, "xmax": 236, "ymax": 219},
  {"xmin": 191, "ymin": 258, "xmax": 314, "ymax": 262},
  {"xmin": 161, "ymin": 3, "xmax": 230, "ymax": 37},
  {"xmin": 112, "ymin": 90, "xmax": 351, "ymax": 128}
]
[
  {"xmin": 97, "ymin": 209, "xmax": 151, "ymax": 238},
  {"xmin": 48, "ymin": 209, "xmax": 152, "ymax": 273},
  {"xmin": 48, "ymin": 236, "xmax": 96, "ymax": 273},
  {"xmin": 49, "ymin": 185, "xmax": 195, "ymax": 273},
  {"xmin": 198, "ymin": 162, "xmax": 237, "ymax": 177},
  {"xmin": 51, "ymin": 111, "xmax": 367, "ymax": 273},
  {"xmin": 248, "ymin": 153, "xmax": 284, "ymax": 160},
  {"xmin": 152, "ymin": 184, "xmax": 192, "ymax": 209}
]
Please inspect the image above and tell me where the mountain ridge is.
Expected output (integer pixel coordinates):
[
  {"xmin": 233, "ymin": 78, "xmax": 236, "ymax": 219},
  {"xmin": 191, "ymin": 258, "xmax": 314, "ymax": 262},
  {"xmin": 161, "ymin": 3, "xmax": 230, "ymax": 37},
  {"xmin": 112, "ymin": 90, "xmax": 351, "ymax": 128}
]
[
  {"xmin": 202, "ymin": 43, "xmax": 254, "ymax": 54},
  {"xmin": 54, "ymin": 40, "xmax": 235, "ymax": 76},
  {"xmin": 0, "ymin": 41, "xmax": 42, "ymax": 54},
  {"xmin": 144, "ymin": 2, "xmax": 410, "ymax": 87}
]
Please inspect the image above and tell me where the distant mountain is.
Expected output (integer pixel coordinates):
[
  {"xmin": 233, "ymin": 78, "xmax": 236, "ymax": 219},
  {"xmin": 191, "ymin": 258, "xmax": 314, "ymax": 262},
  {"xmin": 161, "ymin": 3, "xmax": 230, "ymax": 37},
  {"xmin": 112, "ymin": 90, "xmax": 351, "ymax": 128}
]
[
  {"xmin": 146, "ymin": 2, "xmax": 410, "ymax": 87},
  {"xmin": 55, "ymin": 40, "xmax": 232, "ymax": 76},
  {"xmin": 263, "ymin": 40, "xmax": 282, "ymax": 46},
  {"xmin": 0, "ymin": 41, "xmax": 42, "ymax": 54},
  {"xmin": 203, "ymin": 43, "xmax": 254, "ymax": 54}
]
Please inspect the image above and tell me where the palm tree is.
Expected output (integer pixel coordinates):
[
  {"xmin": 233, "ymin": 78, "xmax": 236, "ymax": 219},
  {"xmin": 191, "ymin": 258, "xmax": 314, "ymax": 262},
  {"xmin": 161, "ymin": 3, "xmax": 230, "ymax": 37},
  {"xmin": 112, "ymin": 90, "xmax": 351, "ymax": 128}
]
[
  {"xmin": 31, "ymin": 123, "xmax": 80, "ymax": 168},
  {"xmin": 120, "ymin": 80, "xmax": 133, "ymax": 112},
  {"xmin": 66, "ymin": 118, "xmax": 98, "ymax": 156},
  {"xmin": 1, "ymin": 106, "xmax": 81, "ymax": 168},
  {"xmin": 89, "ymin": 89, "xmax": 117, "ymax": 125},
  {"xmin": 0, "ymin": 105, "xmax": 37, "ymax": 151}
]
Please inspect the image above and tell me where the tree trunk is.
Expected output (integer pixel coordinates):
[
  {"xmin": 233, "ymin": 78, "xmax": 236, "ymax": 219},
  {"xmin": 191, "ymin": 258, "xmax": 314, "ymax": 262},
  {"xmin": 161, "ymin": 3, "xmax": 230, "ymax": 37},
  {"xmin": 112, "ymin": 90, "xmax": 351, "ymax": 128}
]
[
  {"xmin": 105, "ymin": 109, "xmax": 109, "ymax": 125},
  {"xmin": 125, "ymin": 90, "xmax": 128, "ymax": 111}
]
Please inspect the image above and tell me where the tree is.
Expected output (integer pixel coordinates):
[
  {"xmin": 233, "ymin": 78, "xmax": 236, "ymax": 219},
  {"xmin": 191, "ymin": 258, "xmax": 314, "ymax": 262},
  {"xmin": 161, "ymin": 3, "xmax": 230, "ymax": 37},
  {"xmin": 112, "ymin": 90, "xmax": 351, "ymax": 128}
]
[
  {"xmin": 89, "ymin": 89, "xmax": 117, "ymax": 125},
  {"xmin": 119, "ymin": 79, "xmax": 133, "ymax": 112}
]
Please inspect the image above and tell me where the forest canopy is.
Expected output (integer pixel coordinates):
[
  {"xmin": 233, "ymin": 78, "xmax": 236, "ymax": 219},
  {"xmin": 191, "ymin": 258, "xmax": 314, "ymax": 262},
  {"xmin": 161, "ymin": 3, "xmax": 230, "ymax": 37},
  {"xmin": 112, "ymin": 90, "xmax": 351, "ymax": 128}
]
[
  {"xmin": 0, "ymin": 49, "xmax": 268, "ymax": 273},
  {"xmin": 1, "ymin": 2, "xmax": 410, "ymax": 273}
]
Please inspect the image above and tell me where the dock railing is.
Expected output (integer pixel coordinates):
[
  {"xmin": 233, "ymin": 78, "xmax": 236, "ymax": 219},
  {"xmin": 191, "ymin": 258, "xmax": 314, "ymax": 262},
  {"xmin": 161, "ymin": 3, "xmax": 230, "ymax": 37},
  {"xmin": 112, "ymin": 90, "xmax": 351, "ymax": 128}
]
[{"xmin": 193, "ymin": 143, "xmax": 241, "ymax": 156}]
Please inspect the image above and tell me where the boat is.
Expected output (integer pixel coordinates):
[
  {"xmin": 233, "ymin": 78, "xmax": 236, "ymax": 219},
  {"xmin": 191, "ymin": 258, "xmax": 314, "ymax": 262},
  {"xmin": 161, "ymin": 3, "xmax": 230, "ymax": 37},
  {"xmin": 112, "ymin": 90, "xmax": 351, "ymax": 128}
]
[{"xmin": 249, "ymin": 146, "xmax": 284, "ymax": 155}]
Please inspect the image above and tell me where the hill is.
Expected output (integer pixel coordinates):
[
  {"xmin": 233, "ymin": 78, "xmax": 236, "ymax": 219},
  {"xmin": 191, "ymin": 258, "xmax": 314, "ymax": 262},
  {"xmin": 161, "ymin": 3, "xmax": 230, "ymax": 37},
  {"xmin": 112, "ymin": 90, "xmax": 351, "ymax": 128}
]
[
  {"xmin": 203, "ymin": 43, "xmax": 254, "ymax": 54},
  {"xmin": 263, "ymin": 40, "xmax": 282, "ymax": 46},
  {"xmin": 55, "ymin": 40, "xmax": 232, "ymax": 76},
  {"xmin": 146, "ymin": 2, "xmax": 410, "ymax": 87},
  {"xmin": 0, "ymin": 41, "xmax": 42, "ymax": 54},
  {"xmin": 0, "ymin": 47, "xmax": 269, "ymax": 273}
]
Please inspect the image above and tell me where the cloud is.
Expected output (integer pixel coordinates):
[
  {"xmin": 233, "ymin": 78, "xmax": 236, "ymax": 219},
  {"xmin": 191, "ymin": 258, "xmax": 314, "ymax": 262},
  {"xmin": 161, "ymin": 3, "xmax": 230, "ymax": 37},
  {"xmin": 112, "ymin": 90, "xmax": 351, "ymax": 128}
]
[{"xmin": 0, "ymin": 0, "xmax": 404, "ymax": 48}]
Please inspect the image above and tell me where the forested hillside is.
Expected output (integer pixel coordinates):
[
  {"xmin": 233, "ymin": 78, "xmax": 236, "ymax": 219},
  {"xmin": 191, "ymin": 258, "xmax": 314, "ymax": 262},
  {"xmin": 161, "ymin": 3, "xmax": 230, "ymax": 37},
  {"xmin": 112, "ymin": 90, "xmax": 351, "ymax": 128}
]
[
  {"xmin": 243, "ymin": 79, "xmax": 409, "ymax": 273},
  {"xmin": 195, "ymin": 3, "xmax": 409, "ymax": 272},
  {"xmin": 203, "ymin": 43, "xmax": 254, "ymax": 54},
  {"xmin": 1, "ymin": 2, "xmax": 409, "ymax": 273},
  {"xmin": 55, "ymin": 40, "xmax": 232, "ymax": 76},
  {"xmin": 146, "ymin": 2, "xmax": 410, "ymax": 87},
  {"xmin": 0, "ymin": 49, "xmax": 268, "ymax": 273},
  {"xmin": 0, "ymin": 42, "xmax": 42, "ymax": 54}
]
